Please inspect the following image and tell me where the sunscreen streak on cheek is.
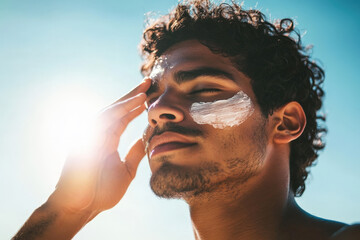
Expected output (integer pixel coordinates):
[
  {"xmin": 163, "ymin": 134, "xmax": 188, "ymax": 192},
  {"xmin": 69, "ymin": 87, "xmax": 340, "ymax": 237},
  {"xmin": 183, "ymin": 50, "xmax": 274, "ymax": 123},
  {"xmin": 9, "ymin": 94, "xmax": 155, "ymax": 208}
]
[{"xmin": 190, "ymin": 91, "xmax": 255, "ymax": 129}]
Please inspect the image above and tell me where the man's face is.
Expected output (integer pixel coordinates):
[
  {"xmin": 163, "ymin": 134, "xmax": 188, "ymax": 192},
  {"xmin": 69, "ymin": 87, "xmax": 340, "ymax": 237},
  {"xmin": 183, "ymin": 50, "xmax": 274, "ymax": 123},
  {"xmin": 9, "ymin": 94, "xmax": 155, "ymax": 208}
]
[{"xmin": 143, "ymin": 40, "xmax": 269, "ymax": 200}]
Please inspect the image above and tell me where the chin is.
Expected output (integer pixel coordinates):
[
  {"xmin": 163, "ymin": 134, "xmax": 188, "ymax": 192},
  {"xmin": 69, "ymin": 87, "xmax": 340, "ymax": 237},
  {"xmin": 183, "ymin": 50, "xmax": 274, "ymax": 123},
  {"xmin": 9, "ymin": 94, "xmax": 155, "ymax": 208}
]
[{"xmin": 149, "ymin": 160, "xmax": 222, "ymax": 199}]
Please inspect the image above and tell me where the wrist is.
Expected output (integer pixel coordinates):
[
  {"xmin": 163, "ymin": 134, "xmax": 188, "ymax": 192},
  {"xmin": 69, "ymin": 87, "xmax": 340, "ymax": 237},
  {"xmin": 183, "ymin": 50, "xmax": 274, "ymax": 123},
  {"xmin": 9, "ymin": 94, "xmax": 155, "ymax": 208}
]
[
  {"xmin": 47, "ymin": 189, "xmax": 100, "ymax": 218},
  {"xmin": 45, "ymin": 193, "xmax": 97, "ymax": 227}
]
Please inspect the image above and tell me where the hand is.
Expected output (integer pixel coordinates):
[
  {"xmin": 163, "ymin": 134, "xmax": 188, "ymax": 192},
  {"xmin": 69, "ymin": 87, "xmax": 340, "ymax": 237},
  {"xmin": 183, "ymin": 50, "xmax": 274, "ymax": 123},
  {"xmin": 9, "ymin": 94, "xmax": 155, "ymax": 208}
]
[{"xmin": 47, "ymin": 78, "xmax": 151, "ymax": 218}]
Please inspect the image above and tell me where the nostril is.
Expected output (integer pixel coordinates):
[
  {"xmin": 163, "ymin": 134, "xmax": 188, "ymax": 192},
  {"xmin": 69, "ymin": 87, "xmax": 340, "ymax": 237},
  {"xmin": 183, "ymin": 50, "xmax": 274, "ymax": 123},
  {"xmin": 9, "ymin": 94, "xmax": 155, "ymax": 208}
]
[
  {"xmin": 151, "ymin": 119, "xmax": 157, "ymax": 125},
  {"xmin": 160, "ymin": 113, "xmax": 176, "ymax": 120}
]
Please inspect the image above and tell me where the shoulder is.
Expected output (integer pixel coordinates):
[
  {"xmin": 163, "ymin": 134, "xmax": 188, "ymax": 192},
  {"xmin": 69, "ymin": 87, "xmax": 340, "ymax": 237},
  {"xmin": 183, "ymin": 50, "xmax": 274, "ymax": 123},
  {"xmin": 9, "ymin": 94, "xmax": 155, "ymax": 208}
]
[{"xmin": 329, "ymin": 224, "xmax": 360, "ymax": 240}]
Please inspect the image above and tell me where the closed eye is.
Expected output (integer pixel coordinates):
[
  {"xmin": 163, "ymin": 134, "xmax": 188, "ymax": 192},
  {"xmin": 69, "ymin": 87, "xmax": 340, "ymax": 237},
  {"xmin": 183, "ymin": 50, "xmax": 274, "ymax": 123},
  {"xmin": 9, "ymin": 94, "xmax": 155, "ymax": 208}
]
[{"xmin": 190, "ymin": 88, "xmax": 221, "ymax": 94}]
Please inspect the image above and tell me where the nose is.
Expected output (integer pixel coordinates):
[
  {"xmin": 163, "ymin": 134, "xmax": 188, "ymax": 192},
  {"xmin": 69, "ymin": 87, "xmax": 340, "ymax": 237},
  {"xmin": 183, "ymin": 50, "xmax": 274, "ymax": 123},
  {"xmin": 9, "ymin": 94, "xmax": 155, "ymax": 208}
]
[{"xmin": 147, "ymin": 93, "xmax": 185, "ymax": 128}]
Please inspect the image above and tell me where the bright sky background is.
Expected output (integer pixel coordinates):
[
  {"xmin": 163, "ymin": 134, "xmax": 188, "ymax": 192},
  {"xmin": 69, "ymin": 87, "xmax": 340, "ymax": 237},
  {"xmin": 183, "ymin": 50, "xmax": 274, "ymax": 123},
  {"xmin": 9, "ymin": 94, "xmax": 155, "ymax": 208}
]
[{"xmin": 0, "ymin": 0, "xmax": 359, "ymax": 239}]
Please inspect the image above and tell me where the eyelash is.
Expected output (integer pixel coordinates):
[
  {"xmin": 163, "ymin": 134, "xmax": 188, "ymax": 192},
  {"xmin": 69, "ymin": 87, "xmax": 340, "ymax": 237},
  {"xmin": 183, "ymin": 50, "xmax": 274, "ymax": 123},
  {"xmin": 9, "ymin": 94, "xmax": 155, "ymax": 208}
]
[
  {"xmin": 146, "ymin": 88, "xmax": 221, "ymax": 109},
  {"xmin": 190, "ymin": 88, "xmax": 221, "ymax": 94}
]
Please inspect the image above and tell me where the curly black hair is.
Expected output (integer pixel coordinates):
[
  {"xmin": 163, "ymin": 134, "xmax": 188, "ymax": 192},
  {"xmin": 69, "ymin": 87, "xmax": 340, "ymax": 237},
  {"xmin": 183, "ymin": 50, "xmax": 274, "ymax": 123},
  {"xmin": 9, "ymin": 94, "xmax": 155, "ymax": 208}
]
[{"xmin": 139, "ymin": 0, "xmax": 326, "ymax": 196}]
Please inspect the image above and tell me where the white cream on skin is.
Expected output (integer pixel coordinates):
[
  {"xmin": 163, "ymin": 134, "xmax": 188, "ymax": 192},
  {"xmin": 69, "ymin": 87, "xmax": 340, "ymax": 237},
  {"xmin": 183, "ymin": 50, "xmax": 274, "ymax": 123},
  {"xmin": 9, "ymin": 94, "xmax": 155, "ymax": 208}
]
[
  {"xmin": 190, "ymin": 91, "xmax": 254, "ymax": 129},
  {"xmin": 149, "ymin": 59, "xmax": 165, "ymax": 80},
  {"xmin": 149, "ymin": 57, "xmax": 174, "ymax": 81}
]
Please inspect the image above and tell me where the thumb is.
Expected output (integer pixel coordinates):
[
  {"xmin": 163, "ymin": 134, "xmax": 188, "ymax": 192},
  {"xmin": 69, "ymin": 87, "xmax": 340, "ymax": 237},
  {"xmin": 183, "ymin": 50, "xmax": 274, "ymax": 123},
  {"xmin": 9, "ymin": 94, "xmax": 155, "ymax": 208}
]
[{"xmin": 124, "ymin": 138, "xmax": 146, "ymax": 180}]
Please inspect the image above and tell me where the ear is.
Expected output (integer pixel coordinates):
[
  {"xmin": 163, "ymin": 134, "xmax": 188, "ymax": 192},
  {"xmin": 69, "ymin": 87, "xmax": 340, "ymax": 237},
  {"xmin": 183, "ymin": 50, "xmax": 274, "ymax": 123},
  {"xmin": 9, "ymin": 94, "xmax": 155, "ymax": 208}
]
[{"xmin": 272, "ymin": 101, "xmax": 306, "ymax": 144}]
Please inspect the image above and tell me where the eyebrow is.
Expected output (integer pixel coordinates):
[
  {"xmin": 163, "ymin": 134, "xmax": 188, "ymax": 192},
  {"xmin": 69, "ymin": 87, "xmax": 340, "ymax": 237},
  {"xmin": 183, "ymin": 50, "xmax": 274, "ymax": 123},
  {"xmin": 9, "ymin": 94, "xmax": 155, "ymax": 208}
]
[
  {"xmin": 174, "ymin": 67, "xmax": 235, "ymax": 84},
  {"xmin": 145, "ymin": 67, "xmax": 235, "ymax": 96}
]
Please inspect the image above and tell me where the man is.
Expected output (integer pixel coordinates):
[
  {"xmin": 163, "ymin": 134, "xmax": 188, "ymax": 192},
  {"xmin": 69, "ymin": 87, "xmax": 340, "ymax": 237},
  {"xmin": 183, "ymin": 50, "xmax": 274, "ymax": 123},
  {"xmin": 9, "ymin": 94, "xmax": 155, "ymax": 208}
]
[{"xmin": 13, "ymin": 0, "xmax": 359, "ymax": 239}]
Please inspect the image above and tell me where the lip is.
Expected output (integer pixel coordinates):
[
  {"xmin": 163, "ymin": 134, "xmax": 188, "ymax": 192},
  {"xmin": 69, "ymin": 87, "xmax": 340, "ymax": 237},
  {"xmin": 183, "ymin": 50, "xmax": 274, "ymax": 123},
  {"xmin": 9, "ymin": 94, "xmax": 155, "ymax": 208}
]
[{"xmin": 149, "ymin": 132, "xmax": 197, "ymax": 158}]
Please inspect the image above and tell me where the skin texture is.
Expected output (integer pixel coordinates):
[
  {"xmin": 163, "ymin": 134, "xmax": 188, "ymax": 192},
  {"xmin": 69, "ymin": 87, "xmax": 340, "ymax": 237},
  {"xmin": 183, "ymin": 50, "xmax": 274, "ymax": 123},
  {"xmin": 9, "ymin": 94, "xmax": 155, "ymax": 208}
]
[
  {"xmin": 13, "ymin": 40, "xmax": 359, "ymax": 240},
  {"xmin": 142, "ymin": 40, "xmax": 355, "ymax": 239},
  {"xmin": 144, "ymin": 41, "xmax": 267, "ymax": 202}
]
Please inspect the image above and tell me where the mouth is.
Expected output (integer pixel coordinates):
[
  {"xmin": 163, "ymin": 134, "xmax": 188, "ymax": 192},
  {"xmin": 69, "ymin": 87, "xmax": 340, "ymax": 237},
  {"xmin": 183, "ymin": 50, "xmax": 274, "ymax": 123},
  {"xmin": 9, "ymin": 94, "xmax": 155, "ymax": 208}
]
[
  {"xmin": 150, "ymin": 142, "xmax": 197, "ymax": 158},
  {"xmin": 148, "ymin": 131, "xmax": 197, "ymax": 158}
]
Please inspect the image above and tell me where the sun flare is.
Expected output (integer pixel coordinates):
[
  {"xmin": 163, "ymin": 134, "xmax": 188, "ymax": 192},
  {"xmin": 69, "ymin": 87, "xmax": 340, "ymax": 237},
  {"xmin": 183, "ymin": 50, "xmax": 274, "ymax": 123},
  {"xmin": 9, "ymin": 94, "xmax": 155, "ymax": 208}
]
[{"xmin": 37, "ymin": 84, "xmax": 106, "ymax": 165}]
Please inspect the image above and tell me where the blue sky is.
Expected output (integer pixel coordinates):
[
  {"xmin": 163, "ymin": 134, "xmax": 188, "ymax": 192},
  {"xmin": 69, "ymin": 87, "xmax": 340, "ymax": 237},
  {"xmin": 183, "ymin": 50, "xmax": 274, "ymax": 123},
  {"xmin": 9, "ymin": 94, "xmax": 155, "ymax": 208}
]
[{"xmin": 0, "ymin": 0, "xmax": 359, "ymax": 239}]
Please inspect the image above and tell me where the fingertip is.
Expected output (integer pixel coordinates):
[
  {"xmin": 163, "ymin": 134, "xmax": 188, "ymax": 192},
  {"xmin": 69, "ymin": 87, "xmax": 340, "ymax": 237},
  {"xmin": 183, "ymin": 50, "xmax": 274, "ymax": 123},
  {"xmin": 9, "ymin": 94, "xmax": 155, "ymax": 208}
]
[
  {"xmin": 142, "ymin": 77, "xmax": 152, "ymax": 85},
  {"xmin": 134, "ymin": 138, "xmax": 146, "ymax": 153},
  {"xmin": 142, "ymin": 76, "xmax": 149, "ymax": 81},
  {"xmin": 124, "ymin": 138, "xmax": 146, "ymax": 174},
  {"xmin": 138, "ymin": 103, "xmax": 147, "ymax": 111}
]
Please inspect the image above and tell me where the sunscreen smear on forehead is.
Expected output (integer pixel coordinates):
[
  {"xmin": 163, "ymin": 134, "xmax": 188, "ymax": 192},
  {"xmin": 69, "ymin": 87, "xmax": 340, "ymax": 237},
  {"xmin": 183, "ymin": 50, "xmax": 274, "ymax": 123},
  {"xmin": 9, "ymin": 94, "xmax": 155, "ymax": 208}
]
[
  {"xmin": 149, "ymin": 56, "xmax": 174, "ymax": 81},
  {"xmin": 190, "ymin": 91, "xmax": 254, "ymax": 129},
  {"xmin": 149, "ymin": 59, "xmax": 164, "ymax": 80}
]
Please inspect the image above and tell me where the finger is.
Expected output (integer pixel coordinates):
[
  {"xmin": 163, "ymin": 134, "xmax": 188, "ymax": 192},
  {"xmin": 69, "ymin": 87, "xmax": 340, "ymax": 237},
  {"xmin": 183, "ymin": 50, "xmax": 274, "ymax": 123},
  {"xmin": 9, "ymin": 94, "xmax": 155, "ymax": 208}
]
[
  {"xmin": 100, "ymin": 93, "xmax": 146, "ymax": 125},
  {"xmin": 115, "ymin": 103, "xmax": 146, "ymax": 136},
  {"xmin": 105, "ymin": 104, "xmax": 146, "ymax": 150},
  {"xmin": 123, "ymin": 138, "xmax": 145, "ymax": 179},
  {"xmin": 113, "ymin": 77, "xmax": 151, "ymax": 104}
]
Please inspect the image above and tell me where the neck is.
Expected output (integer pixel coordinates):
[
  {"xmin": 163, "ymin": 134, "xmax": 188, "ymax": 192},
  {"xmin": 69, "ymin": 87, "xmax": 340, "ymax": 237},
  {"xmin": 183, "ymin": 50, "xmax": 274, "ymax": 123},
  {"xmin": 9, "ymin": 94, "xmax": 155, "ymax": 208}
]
[{"xmin": 187, "ymin": 148, "xmax": 298, "ymax": 240}]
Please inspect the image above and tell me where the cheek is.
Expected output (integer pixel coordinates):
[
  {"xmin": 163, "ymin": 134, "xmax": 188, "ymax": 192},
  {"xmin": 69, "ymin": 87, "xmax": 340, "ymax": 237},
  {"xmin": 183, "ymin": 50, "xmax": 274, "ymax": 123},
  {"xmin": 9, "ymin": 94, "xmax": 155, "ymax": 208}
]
[
  {"xmin": 205, "ymin": 128, "xmax": 248, "ymax": 156},
  {"xmin": 201, "ymin": 111, "xmax": 268, "ymax": 161},
  {"xmin": 189, "ymin": 91, "xmax": 254, "ymax": 129}
]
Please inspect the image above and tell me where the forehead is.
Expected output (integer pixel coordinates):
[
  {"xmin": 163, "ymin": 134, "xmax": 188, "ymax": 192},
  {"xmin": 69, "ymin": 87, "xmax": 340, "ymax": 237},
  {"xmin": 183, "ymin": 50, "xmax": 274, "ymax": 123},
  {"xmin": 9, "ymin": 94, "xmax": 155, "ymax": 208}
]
[
  {"xmin": 151, "ymin": 40, "xmax": 234, "ymax": 74},
  {"xmin": 147, "ymin": 40, "xmax": 252, "ymax": 93}
]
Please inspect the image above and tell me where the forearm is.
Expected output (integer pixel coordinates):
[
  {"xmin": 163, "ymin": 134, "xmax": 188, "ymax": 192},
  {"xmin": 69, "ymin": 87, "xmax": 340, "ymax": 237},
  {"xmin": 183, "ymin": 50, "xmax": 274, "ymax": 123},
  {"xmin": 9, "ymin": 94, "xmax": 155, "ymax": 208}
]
[{"xmin": 12, "ymin": 200, "xmax": 94, "ymax": 240}]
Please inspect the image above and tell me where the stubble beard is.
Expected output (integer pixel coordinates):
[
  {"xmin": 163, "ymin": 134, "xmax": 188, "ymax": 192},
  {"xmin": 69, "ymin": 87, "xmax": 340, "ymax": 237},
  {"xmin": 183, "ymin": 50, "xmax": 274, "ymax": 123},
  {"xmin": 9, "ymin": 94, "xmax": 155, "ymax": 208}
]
[
  {"xmin": 150, "ymin": 157, "xmax": 222, "ymax": 199},
  {"xmin": 149, "ymin": 120, "xmax": 267, "ymax": 200}
]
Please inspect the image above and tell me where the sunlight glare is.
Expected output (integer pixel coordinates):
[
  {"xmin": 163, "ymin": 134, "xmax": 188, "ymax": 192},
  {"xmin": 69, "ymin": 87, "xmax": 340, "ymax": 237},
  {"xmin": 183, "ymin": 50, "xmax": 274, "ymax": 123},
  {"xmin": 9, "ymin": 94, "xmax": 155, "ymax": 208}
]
[{"xmin": 36, "ymin": 84, "xmax": 106, "ymax": 178}]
